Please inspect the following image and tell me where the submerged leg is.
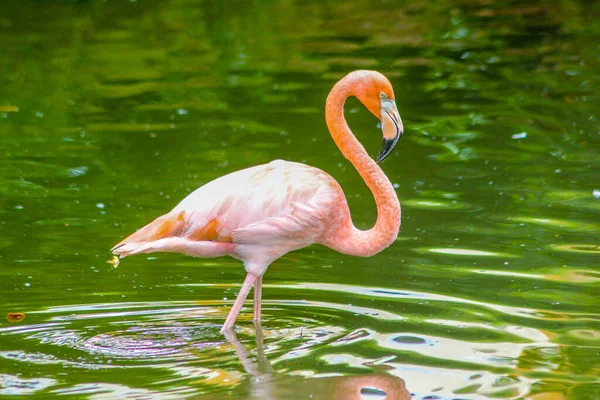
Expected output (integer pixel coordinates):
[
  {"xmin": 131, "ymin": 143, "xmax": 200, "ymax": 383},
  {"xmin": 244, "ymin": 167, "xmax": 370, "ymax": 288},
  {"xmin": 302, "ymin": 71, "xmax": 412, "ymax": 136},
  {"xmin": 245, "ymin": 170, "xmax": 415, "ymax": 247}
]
[
  {"xmin": 224, "ymin": 322, "xmax": 274, "ymax": 377},
  {"xmin": 221, "ymin": 273, "xmax": 257, "ymax": 333},
  {"xmin": 253, "ymin": 275, "xmax": 263, "ymax": 322}
]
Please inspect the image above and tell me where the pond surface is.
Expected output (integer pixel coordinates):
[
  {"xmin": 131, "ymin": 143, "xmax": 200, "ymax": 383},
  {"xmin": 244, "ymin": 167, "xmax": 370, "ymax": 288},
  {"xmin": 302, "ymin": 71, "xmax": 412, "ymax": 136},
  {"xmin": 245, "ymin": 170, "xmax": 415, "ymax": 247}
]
[{"xmin": 1, "ymin": 0, "xmax": 599, "ymax": 398}]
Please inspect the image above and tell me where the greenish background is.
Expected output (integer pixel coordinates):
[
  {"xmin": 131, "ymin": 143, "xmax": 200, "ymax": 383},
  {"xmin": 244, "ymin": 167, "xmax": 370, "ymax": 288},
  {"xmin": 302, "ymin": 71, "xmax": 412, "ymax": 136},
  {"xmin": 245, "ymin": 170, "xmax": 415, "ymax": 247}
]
[{"xmin": 1, "ymin": 0, "xmax": 599, "ymax": 398}]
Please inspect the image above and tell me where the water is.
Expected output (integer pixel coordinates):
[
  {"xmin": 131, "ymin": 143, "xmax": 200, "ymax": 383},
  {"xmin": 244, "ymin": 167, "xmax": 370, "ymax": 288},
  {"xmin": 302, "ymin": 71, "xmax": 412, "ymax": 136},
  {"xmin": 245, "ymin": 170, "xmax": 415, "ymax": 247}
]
[{"xmin": 1, "ymin": 0, "xmax": 599, "ymax": 398}]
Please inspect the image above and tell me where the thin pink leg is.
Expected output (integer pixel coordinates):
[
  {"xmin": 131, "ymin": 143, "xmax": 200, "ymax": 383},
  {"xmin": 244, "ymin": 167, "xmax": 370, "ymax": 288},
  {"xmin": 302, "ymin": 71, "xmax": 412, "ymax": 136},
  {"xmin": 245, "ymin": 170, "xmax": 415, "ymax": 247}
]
[
  {"xmin": 221, "ymin": 274, "xmax": 257, "ymax": 333},
  {"xmin": 253, "ymin": 275, "xmax": 263, "ymax": 322}
]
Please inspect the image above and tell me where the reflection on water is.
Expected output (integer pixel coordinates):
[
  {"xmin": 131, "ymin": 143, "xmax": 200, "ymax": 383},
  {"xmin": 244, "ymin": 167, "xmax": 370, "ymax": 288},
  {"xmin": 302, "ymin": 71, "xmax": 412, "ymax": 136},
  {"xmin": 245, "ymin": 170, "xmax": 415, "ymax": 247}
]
[
  {"xmin": 217, "ymin": 324, "xmax": 411, "ymax": 400},
  {"xmin": 0, "ymin": 281, "xmax": 591, "ymax": 398},
  {"xmin": 1, "ymin": 0, "xmax": 599, "ymax": 398}
]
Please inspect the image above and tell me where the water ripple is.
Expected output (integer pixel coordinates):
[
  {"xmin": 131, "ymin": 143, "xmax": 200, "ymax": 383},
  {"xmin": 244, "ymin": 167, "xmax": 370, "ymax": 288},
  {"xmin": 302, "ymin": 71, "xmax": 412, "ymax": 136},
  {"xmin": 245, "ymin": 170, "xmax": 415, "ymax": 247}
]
[{"xmin": 0, "ymin": 279, "xmax": 598, "ymax": 397}]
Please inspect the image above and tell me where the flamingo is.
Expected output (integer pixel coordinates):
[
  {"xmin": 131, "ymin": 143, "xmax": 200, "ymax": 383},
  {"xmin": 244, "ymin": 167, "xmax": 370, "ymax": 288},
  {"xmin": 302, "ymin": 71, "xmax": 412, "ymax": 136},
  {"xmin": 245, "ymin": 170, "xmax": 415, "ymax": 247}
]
[{"xmin": 112, "ymin": 70, "xmax": 403, "ymax": 332}]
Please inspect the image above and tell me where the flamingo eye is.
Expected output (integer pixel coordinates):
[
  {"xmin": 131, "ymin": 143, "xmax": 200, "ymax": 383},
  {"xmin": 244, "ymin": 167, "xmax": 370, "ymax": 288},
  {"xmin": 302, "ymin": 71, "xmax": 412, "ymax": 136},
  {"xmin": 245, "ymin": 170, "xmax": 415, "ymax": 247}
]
[{"xmin": 379, "ymin": 92, "xmax": 386, "ymax": 99}]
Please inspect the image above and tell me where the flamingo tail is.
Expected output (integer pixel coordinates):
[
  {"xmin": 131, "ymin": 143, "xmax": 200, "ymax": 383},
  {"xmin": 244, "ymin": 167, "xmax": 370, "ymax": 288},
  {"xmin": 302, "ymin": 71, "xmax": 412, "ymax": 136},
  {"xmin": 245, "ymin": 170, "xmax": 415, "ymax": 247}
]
[{"xmin": 112, "ymin": 211, "xmax": 187, "ymax": 257}]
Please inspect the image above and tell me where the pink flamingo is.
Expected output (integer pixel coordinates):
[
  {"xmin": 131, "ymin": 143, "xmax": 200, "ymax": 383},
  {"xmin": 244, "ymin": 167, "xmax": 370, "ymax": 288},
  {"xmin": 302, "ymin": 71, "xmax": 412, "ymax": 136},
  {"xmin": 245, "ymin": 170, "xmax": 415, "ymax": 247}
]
[{"xmin": 112, "ymin": 70, "xmax": 403, "ymax": 332}]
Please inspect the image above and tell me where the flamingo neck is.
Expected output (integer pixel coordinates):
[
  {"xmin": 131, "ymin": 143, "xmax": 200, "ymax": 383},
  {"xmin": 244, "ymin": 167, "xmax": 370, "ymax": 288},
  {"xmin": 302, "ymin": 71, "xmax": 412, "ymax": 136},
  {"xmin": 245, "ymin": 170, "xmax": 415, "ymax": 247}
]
[{"xmin": 322, "ymin": 75, "xmax": 401, "ymax": 257}]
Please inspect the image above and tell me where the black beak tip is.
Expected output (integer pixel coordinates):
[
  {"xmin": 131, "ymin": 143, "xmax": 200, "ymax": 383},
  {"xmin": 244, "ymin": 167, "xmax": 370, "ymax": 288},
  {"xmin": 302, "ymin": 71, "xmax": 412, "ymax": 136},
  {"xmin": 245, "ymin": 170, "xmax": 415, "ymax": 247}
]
[{"xmin": 376, "ymin": 132, "xmax": 402, "ymax": 163}]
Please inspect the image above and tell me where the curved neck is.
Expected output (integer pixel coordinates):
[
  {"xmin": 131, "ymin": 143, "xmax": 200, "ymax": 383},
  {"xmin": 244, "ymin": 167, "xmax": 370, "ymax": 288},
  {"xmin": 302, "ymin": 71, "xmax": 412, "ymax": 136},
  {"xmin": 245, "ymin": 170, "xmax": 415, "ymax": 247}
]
[{"xmin": 323, "ymin": 75, "xmax": 401, "ymax": 257}]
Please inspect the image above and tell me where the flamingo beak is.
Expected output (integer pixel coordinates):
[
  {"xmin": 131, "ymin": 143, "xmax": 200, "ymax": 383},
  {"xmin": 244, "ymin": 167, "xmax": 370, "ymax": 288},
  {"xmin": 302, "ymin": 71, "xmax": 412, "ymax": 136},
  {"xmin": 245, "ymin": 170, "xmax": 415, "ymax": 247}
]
[{"xmin": 376, "ymin": 99, "xmax": 403, "ymax": 163}]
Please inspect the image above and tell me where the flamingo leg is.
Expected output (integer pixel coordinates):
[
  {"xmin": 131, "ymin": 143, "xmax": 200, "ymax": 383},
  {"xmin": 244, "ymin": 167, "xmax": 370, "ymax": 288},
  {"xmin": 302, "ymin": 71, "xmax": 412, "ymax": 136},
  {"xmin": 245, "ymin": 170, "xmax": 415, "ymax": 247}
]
[
  {"xmin": 221, "ymin": 273, "xmax": 257, "ymax": 333},
  {"xmin": 253, "ymin": 275, "xmax": 263, "ymax": 322}
]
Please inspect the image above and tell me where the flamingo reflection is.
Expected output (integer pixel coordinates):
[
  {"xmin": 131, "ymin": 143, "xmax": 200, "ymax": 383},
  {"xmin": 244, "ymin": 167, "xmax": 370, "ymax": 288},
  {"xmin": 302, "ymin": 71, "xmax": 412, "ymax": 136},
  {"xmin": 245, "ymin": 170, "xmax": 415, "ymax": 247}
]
[{"xmin": 208, "ymin": 324, "xmax": 411, "ymax": 400}]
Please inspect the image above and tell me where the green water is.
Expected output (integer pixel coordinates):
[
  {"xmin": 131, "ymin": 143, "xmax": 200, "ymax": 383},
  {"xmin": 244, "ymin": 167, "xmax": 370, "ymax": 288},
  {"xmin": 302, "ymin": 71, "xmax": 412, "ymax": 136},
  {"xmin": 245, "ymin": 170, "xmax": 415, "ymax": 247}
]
[{"xmin": 1, "ymin": 0, "xmax": 599, "ymax": 398}]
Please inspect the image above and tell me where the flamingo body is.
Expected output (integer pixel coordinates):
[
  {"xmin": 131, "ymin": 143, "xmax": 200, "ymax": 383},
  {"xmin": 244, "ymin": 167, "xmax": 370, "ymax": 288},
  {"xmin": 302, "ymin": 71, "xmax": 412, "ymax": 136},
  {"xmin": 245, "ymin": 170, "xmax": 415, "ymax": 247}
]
[
  {"xmin": 114, "ymin": 160, "xmax": 344, "ymax": 277},
  {"xmin": 113, "ymin": 70, "xmax": 403, "ymax": 332}
]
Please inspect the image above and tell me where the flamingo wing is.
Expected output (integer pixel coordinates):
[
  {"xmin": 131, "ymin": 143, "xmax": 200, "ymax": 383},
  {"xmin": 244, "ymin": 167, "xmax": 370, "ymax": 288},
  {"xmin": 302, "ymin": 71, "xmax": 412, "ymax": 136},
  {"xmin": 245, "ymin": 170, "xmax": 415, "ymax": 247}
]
[{"xmin": 231, "ymin": 200, "xmax": 329, "ymax": 245}]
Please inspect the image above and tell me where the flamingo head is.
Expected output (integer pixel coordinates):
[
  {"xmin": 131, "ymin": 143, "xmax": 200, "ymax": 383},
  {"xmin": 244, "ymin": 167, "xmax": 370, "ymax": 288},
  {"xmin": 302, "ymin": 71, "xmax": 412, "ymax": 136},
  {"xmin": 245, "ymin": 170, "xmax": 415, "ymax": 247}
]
[{"xmin": 351, "ymin": 70, "xmax": 404, "ymax": 162}]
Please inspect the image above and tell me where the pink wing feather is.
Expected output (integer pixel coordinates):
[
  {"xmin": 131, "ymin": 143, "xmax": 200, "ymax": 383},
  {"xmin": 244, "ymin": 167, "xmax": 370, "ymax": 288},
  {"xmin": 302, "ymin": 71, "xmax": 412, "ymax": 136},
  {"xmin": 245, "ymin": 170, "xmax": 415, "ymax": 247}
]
[{"xmin": 232, "ymin": 200, "xmax": 329, "ymax": 245}]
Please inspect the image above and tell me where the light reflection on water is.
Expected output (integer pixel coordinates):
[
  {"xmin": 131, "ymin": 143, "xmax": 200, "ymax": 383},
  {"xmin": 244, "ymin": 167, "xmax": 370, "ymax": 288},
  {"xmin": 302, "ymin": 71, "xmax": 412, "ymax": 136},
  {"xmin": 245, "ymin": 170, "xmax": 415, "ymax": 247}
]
[
  {"xmin": 0, "ymin": 297, "xmax": 536, "ymax": 399},
  {"xmin": 0, "ymin": 280, "xmax": 588, "ymax": 398}
]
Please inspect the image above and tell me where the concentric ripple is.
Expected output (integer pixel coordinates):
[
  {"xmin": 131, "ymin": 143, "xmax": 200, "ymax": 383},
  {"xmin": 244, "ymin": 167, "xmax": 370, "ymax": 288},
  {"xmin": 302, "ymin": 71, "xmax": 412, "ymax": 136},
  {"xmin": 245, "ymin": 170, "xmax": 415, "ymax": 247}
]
[{"xmin": 2, "ymin": 280, "xmax": 598, "ymax": 398}]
